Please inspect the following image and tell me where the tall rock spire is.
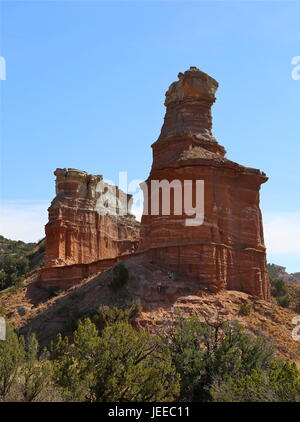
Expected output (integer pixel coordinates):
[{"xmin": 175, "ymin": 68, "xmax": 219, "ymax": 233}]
[
  {"xmin": 160, "ymin": 66, "xmax": 219, "ymax": 143},
  {"xmin": 139, "ymin": 67, "xmax": 270, "ymax": 300}
]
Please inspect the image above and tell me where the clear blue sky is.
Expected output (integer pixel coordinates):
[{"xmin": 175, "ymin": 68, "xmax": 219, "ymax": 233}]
[{"xmin": 0, "ymin": 1, "xmax": 299, "ymax": 271}]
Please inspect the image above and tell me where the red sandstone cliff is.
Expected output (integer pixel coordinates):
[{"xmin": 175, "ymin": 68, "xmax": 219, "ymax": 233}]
[
  {"xmin": 43, "ymin": 168, "xmax": 139, "ymax": 271},
  {"xmin": 139, "ymin": 67, "xmax": 270, "ymax": 300}
]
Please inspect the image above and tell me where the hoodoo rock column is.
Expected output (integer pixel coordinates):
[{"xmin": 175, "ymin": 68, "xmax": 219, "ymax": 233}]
[{"xmin": 139, "ymin": 67, "xmax": 270, "ymax": 300}]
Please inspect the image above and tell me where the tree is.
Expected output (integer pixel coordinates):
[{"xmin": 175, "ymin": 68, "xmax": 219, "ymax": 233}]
[
  {"xmin": 93, "ymin": 300, "xmax": 142, "ymax": 331},
  {"xmin": 0, "ymin": 323, "xmax": 24, "ymax": 399},
  {"xmin": 276, "ymin": 295, "xmax": 291, "ymax": 308},
  {"xmin": 271, "ymin": 279, "xmax": 288, "ymax": 297},
  {"xmin": 0, "ymin": 255, "xmax": 29, "ymax": 290},
  {"xmin": 20, "ymin": 334, "xmax": 53, "ymax": 402},
  {"xmin": 163, "ymin": 315, "xmax": 205, "ymax": 401},
  {"xmin": 210, "ymin": 370, "xmax": 275, "ymax": 402},
  {"xmin": 91, "ymin": 321, "xmax": 179, "ymax": 402},
  {"xmin": 165, "ymin": 316, "xmax": 275, "ymax": 401},
  {"xmin": 109, "ymin": 263, "xmax": 129, "ymax": 291},
  {"xmin": 269, "ymin": 360, "xmax": 300, "ymax": 401},
  {"xmin": 51, "ymin": 320, "xmax": 99, "ymax": 401},
  {"xmin": 210, "ymin": 360, "xmax": 300, "ymax": 402},
  {"xmin": 51, "ymin": 318, "xmax": 179, "ymax": 402}
]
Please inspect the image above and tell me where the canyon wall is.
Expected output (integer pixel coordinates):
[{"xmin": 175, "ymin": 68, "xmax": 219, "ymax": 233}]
[{"xmin": 139, "ymin": 67, "xmax": 270, "ymax": 300}]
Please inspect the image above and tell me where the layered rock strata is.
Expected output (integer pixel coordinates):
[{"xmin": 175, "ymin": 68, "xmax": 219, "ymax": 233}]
[
  {"xmin": 139, "ymin": 67, "xmax": 270, "ymax": 300},
  {"xmin": 44, "ymin": 168, "xmax": 139, "ymax": 268}
]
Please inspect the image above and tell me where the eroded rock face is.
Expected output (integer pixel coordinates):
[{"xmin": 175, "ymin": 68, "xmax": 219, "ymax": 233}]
[
  {"xmin": 139, "ymin": 67, "xmax": 270, "ymax": 300},
  {"xmin": 44, "ymin": 168, "xmax": 139, "ymax": 267}
]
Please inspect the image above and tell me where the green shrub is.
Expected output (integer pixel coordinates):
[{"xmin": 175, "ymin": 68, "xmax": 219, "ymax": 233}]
[
  {"xmin": 269, "ymin": 359, "xmax": 300, "ymax": 401},
  {"xmin": 93, "ymin": 299, "xmax": 142, "ymax": 330},
  {"xmin": 239, "ymin": 303, "xmax": 252, "ymax": 316},
  {"xmin": 271, "ymin": 279, "xmax": 288, "ymax": 297},
  {"xmin": 109, "ymin": 263, "xmax": 129, "ymax": 291},
  {"xmin": 210, "ymin": 370, "xmax": 274, "ymax": 402},
  {"xmin": 210, "ymin": 360, "xmax": 300, "ymax": 402},
  {"xmin": 166, "ymin": 316, "xmax": 300, "ymax": 402},
  {"xmin": 1, "ymin": 315, "xmax": 300, "ymax": 402},
  {"xmin": 0, "ymin": 323, "xmax": 25, "ymax": 399},
  {"xmin": 50, "ymin": 320, "xmax": 99, "ymax": 401},
  {"xmin": 276, "ymin": 294, "xmax": 291, "ymax": 308},
  {"xmin": 0, "ymin": 255, "xmax": 29, "ymax": 291},
  {"xmin": 165, "ymin": 317, "xmax": 275, "ymax": 401},
  {"xmin": 91, "ymin": 321, "xmax": 179, "ymax": 401},
  {"xmin": 51, "ymin": 318, "xmax": 179, "ymax": 402},
  {"xmin": 20, "ymin": 334, "xmax": 53, "ymax": 402}
]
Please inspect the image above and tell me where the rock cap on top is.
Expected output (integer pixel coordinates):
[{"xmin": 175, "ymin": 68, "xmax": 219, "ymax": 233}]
[{"xmin": 164, "ymin": 66, "xmax": 219, "ymax": 106}]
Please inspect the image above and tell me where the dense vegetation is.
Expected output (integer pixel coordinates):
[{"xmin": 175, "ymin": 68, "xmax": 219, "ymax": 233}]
[
  {"xmin": 0, "ymin": 255, "xmax": 29, "ymax": 291},
  {"xmin": 0, "ymin": 242, "xmax": 299, "ymax": 401},
  {"xmin": 0, "ymin": 235, "xmax": 36, "ymax": 256},
  {"xmin": 0, "ymin": 235, "xmax": 45, "ymax": 291},
  {"xmin": 0, "ymin": 314, "xmax": 299, "ymax": 402}
]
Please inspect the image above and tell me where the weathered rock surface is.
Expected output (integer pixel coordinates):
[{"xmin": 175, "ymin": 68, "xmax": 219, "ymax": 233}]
[
  {"xmin": 41, "ymin": 168, "xmax": 139, "ymax": 287},
  {"xmin": 139, "ymin": 67, "xmax": 270, "ymax": 300},
  {"xmin": 45, "ymin": 168, "xmax": 139, "ymax": 267}
]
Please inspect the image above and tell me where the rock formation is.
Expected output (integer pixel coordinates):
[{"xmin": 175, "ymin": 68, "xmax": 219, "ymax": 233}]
[
  {"xmin": 139, "ymin": 67, "xmax": 270, "ymax": 300},
  {"xmin": 44, "ymin": 168, "xmax": 139, "ymax": 268}
]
